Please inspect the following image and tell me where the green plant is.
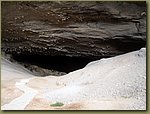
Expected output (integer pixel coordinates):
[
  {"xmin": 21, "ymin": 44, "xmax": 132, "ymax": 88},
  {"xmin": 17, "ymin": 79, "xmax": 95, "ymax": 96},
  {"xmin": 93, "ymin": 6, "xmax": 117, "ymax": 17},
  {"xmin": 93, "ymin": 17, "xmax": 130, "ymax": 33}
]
[{"xmin": 50, "ymin": 102, "xmax": 64, "ymax": 107}]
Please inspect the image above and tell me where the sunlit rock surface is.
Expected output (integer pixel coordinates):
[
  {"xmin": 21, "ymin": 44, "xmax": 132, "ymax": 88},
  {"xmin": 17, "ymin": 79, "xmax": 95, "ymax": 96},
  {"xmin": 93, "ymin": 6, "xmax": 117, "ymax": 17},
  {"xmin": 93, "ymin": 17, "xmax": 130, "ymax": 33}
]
[{"xmin": 1, "ymin": 48, "xmax": 146, "ymax": 110}]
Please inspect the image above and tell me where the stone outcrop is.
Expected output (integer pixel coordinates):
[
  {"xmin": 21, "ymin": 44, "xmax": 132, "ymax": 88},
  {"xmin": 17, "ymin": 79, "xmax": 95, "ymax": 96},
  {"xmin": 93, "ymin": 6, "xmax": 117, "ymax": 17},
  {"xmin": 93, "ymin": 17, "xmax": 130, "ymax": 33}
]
[{"xmin": 1, "ymin": 1, "xmax": 146, "ymax": 59}]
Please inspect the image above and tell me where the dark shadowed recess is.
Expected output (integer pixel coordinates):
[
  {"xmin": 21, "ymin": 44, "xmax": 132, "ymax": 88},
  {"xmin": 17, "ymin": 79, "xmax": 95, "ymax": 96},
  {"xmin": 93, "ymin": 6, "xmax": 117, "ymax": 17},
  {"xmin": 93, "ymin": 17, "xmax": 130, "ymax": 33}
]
[{"xmin": 11, "ymin": 54, "xmax": 99, "ymax": 73}]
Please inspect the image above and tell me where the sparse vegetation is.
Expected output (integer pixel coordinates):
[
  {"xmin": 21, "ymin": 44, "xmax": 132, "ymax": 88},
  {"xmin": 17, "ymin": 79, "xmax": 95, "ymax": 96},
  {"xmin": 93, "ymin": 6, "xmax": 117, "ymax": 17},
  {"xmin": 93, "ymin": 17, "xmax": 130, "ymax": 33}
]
[{"xmin": 50, "ymin": 102, "xmax": 64, "ymax": 107}]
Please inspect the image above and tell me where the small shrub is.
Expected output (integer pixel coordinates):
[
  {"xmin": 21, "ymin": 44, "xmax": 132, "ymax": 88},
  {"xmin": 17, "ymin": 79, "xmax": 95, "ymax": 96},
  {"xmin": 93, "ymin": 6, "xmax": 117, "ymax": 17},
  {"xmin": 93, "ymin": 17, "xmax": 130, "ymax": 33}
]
[{"xmin": 50, "ymin": 102, "xmax": 64, "ymax": 107}]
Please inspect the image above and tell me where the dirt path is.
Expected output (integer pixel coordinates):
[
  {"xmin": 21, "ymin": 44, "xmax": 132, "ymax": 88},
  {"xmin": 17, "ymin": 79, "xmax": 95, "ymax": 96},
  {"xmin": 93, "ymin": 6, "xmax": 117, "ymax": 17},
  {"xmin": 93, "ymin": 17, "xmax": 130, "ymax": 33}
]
[{"xmin": 1, "ymin": 78, "xmax": 38, "ymax": 110}]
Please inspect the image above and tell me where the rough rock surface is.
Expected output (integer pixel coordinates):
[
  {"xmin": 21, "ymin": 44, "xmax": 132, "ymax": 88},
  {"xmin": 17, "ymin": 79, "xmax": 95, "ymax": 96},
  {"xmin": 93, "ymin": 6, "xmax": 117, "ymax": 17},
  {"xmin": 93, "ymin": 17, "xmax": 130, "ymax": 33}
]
[{"xmin": 1, "ymin": 1, "xmax": 146, "ymax": 58}]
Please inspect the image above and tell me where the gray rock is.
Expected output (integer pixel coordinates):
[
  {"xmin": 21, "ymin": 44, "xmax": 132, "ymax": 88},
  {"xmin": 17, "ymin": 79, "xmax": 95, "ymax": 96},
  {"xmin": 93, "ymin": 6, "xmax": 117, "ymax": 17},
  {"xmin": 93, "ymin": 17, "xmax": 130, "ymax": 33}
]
[{"xmin": 1, "ymin": 1, "xmax": 146, "ymax": 58}]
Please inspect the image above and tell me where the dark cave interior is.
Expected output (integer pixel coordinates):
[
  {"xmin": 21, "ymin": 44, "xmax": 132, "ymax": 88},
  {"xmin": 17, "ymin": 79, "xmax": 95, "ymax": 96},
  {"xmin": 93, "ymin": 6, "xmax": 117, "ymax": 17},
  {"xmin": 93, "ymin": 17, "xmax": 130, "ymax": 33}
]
[{"xmin": 12, "ymin": 54, "xmax": 99, "ymax": 74}]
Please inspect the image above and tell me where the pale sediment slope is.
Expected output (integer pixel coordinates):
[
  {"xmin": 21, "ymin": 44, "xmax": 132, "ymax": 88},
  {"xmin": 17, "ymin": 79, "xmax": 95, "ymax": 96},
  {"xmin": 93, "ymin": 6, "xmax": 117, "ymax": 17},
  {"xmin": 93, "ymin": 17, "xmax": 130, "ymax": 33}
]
[
  {"xmin": 1, "ymin": 57, "xmax": 33, "ymax": 81},
  {"xmin": 1, "ymin": 48, "xmax": 146, "ymax": 110},
  {"xmin": 1, "ymin": 58, "xmax": 34, "ymax": 106}
]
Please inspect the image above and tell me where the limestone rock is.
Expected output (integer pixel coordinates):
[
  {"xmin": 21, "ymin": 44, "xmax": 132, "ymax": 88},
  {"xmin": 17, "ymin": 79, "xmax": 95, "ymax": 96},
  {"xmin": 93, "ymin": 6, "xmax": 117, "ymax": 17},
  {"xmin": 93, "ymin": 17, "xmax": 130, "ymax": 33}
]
[{"xmin": 1, "ymin": 1, "xmax": 146, "ymax": 58}]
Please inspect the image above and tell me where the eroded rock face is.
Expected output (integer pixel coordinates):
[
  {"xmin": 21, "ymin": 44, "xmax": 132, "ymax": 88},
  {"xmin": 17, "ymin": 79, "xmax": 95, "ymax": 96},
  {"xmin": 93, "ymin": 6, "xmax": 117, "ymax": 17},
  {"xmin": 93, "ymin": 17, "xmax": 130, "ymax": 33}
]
[
  {"xmin": 1, "ymin": 1, "xmax": 146, "ymax": 58},
  {"xmin": 1, "ymin": 2, "xmax": 146, "ymax": 75}
]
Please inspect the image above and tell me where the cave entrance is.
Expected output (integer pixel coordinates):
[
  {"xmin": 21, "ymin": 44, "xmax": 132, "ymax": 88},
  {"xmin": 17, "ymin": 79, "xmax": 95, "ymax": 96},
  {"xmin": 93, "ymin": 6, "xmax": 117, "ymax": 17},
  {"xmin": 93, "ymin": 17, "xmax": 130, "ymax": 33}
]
[{"xmin": 11, "ymin": 54, "xmax": 99, "ymax": 76}]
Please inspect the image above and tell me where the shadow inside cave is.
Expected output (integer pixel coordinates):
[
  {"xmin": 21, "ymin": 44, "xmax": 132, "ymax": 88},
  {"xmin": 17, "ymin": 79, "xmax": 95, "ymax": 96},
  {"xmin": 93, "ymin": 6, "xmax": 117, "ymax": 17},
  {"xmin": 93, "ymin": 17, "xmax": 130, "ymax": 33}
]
[{"xmin": 11, "ymin": 54, "xmax": 99, "ymax": 74}]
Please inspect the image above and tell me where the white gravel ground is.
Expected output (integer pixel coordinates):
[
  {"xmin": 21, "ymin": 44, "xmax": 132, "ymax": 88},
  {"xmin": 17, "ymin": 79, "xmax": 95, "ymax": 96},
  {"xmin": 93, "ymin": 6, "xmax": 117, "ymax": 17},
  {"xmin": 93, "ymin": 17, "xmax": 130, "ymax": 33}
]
[
  {"xmin": 42, "ymin": 48, "xmax": 146, "ymax": 110},
  {"xmin": 1, "ymin": 48, "xmax": 146, "ymax": 110},
  {"xmin": 1, "ymin": 78, "xmax": 38, "ymax": 110}
]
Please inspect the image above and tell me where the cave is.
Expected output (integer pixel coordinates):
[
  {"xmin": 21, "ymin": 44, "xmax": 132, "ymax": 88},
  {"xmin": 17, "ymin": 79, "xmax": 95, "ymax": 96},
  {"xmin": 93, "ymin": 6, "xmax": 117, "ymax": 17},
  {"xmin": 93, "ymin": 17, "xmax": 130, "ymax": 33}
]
[
  {"xmin": 11, "ymin": 54, "xmax": 99, "ymax": 76},
  {"xmin": 2, "ymin": 1, "xmax": 146, "ymax": 77}
]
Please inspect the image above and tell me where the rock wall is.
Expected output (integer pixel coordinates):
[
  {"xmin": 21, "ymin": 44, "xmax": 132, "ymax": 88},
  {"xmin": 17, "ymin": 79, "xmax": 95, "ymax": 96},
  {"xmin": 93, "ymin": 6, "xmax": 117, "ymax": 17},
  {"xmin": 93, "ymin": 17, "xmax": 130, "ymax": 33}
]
[{"xmin": 1, "ymin": 1, "xmax": 146, "ymax": 59}]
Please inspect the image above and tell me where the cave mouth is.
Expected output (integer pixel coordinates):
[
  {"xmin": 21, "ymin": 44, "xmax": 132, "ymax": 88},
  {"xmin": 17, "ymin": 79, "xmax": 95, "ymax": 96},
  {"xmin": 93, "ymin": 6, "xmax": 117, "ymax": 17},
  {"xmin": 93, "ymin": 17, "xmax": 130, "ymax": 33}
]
[{"xmin": 11, "ymin": 54, "xmax": 100, "ymax": 76}]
